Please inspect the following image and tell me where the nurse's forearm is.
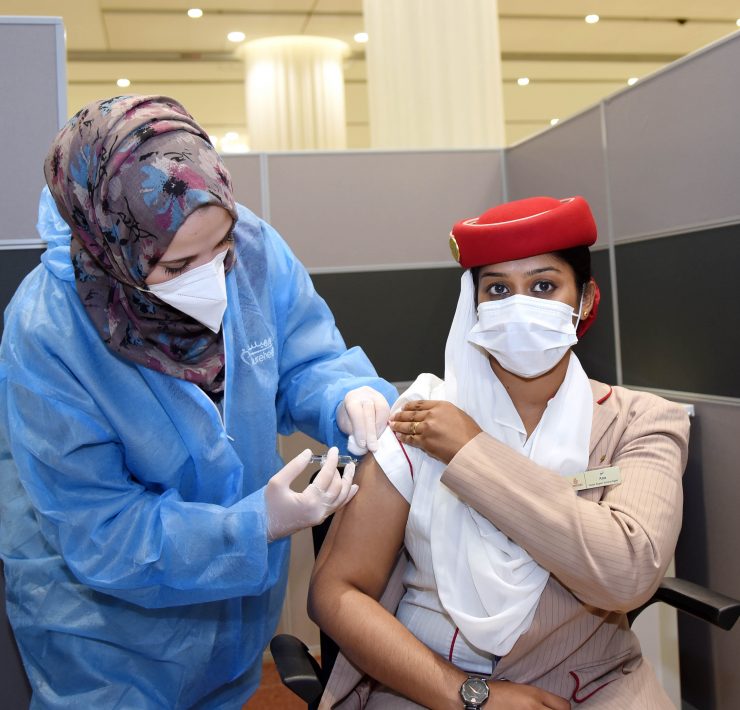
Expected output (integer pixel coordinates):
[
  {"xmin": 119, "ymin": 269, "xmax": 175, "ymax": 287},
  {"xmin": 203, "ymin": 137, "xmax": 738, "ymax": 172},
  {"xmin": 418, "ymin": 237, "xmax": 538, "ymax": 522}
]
[{"xmin": 310, "ymin": 582, "xmax": 466, "ymax": 710}]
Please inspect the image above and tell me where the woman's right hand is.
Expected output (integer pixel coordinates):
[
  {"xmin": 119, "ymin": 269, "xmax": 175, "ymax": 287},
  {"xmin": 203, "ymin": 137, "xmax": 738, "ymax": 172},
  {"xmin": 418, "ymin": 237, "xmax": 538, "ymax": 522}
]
[
  {"xmin": 390, "ymin": 400, "xmax": 482, "ymax": 464},
  {"xmin": 264, "ymin": 447, "xmax": 357, "ymax": 542},
  {"xmin": 489, "ymin": 680, "xmax": 570, "ymax": 709}
]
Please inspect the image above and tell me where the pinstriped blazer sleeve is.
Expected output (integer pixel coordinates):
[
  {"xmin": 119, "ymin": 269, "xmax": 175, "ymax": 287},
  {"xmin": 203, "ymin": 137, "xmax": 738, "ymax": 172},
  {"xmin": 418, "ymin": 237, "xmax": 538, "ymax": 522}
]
[{"xmin": 441, "ymin": 389, "xmax": 689, "ymax": 612}]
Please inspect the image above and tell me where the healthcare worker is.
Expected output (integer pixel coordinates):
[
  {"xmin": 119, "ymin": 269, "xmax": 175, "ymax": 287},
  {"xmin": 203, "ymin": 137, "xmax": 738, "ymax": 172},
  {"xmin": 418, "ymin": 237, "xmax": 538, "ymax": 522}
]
[
  {"xmin": 309, "ymin": 196, "xmax": 689, "ymax": 709},
  {"xmin": 0, "ymin": 95, "xmax": 396, "ymax": 708}
]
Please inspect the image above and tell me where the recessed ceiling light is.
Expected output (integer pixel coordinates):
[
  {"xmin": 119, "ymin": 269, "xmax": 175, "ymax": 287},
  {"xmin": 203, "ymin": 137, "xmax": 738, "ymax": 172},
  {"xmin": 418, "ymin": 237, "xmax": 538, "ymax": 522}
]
[
  {"xmin": 585, "ymin": 14, "xmax": 600, "ymax": 24},
  {"xmin": 227, "ymin": 31, "xmax": 246, "ymax": 43},
  {"xmin": 116, "ymin": 78, "xmax": 130, "ymax": 88},
  {"xmin": 736, "ymin": 18, "xmax": 740, "ymax": 27},
  {"xmin": 550, "ymin": 118, "xmax": 560, "ymax": 126},
  {"xmin": 354, "ymin": 32, "xmax": 369, "ymax": 43},
  {"xmin": 517, "ymin": 77, "xmax": 530, "ymax": 86},
  {"xmin": 627, "ymin": 77, "xmax": 639, "ymax": 86},
  {"xmin": 187, "ymin": 8, "xmax": 203, "ymax": 19}
]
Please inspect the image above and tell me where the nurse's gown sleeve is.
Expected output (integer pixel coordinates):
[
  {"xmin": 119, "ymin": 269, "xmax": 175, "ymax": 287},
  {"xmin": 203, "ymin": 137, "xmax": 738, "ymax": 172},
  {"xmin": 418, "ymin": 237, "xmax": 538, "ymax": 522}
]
[
  {"xmin": 3, "ymin": 362, "xmax": 286, "ymax": 609},
  {"xmin": 263, "ymin": 222, "xmax": 397, "ymax": 448}
]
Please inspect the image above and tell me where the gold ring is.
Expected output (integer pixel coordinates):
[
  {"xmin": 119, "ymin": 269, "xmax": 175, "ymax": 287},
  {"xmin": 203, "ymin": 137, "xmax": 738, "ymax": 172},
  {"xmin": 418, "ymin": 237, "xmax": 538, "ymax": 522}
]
[{"xmin": 411, "ymin": 421, "xmax": 418, "ymax": 436}]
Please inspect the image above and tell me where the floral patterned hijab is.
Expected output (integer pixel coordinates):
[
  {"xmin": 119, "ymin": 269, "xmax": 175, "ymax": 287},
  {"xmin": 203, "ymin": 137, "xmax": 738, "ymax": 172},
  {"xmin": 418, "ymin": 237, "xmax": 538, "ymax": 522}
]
[{"xmin": 44, "ymin": 95, "xmax": 238, "ymax": 394}]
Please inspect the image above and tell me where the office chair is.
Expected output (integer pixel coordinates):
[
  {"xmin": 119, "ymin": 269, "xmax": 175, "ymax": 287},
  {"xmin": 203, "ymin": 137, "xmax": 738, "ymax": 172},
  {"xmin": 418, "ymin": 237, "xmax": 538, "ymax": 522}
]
[
  {"xmin": 270, "ymin": 513, "xmax": 740, "ymax": 709},
  {"xmin": 270, "ymin": 513, "xmax": 340, "ymax": 709}
]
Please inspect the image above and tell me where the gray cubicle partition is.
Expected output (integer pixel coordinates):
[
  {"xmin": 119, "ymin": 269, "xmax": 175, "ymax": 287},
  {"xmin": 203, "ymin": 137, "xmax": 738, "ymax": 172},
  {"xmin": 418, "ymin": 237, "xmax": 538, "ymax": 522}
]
[
  {"xmin": 616, "ymin": 225, "xmax": 740, "ymax": 398},
  {"xmin": 0, "ymin": 15, "xmax": 64, "ymax": 330},
  {"xmin": 1, "ymin": 17, "xmax": 66, "ymax": 708},
  {"xmin": 222, "ymin": 153, "xmax": 264, "ymax": 220},
  {"xmin": 604, "ymin": 36, "xmax": 740, "ymax": 243},
  {"xmin": 0, "ymin": 17, "xmax": 66, "ymax": 246},
  {"xmin": 505, "ymin": 105, "xmax": 610, "ymax": 251},
  {"xmin": 265, "ymin": 150, "xmax": 503, "ymax": 270}
]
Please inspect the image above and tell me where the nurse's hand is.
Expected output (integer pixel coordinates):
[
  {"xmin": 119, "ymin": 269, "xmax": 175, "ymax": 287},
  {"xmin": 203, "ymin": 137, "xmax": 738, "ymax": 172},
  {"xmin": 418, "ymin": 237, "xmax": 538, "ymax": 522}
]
[
  {"xmin": 337, "ymin": 386, "xmax": 391, "ymax": 455},
  {"xmin": 390, "ymin": 400, "xmax": 482, "ymax": 465},
  {"xmin": 265, "ymin": 447, "xmax": 357, "ymax": 542}
]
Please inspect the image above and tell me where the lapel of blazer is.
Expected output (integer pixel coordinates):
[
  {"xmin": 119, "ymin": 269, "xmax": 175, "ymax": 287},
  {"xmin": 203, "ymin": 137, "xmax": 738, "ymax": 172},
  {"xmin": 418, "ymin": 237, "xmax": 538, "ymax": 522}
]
[{"xmin": 589, "ymin": 380, "xmax": 619, "ymax": 460}]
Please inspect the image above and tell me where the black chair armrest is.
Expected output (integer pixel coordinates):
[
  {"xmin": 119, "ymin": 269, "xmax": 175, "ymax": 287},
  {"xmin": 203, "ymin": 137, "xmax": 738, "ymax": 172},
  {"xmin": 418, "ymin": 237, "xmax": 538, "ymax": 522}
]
[
  {"xmin": 270, "ymin": 633, "xmax": 324, "ymax": 704},
  {"xmin": 628, "ymin": 577, "xmax": 740, "ymax": 630},
  {"xmin": 653, "ymin": 577, "xmax": 740, "ymax": 631}
]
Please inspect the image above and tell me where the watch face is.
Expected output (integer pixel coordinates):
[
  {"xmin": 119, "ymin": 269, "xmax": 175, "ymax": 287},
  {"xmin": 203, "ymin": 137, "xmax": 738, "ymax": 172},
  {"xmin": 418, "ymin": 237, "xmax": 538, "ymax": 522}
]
[{"xmin": 461, "ymin": 677, "xmax": 489, "ymax": 703}]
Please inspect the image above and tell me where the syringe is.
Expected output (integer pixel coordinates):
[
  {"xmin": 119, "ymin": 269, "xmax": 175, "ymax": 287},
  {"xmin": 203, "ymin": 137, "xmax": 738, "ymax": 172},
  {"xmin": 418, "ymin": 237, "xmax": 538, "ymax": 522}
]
[{"xmin": 309, "ymin": 454, "xmax": 358, "ymax": 467}]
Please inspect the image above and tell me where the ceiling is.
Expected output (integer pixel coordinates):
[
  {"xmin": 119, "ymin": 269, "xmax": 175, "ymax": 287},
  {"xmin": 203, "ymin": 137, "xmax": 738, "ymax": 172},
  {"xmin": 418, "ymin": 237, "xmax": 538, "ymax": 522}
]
[{"xmin": 3, "ymin": 0, "xmax": 740, "ymax": 148}]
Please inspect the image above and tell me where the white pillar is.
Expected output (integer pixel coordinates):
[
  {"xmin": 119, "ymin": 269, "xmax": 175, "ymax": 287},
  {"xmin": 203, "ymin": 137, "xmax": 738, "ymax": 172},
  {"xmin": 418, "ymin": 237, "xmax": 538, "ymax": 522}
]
[
  {"xmin": 242, "ymin": 36, "xmax": 349, "ymax": 151},
  {"xmin": 363, "ymin": 0, "xmax": 505, "ymax": 148}
]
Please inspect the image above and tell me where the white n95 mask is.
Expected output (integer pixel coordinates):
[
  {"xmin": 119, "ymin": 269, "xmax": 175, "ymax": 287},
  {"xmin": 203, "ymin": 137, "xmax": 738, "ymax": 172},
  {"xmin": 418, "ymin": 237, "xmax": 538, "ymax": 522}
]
[
  {"xmin": 146, "ymin": 250, "xmax": 228, "ymax": 333},
  {"xmin": 467, "ymin": 294, "xmax": 579, "ymax": 378}
]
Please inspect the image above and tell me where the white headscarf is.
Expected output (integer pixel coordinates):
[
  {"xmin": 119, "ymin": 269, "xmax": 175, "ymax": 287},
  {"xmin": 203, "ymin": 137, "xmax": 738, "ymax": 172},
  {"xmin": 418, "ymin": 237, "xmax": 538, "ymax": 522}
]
[{"xmin": 400, "ymin": 271, "xmax": 593, "ymax": 657}]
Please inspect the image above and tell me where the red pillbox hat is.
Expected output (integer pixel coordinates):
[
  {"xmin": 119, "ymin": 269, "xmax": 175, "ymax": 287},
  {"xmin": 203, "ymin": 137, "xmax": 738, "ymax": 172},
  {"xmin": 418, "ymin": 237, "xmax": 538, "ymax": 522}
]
[{"xmin": 449, "ymin": 196, "xmax": 597, "ymax": 268}]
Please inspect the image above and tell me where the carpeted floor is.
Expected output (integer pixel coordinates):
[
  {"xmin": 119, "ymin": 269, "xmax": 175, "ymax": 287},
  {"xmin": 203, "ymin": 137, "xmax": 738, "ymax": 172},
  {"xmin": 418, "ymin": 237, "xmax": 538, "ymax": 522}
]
[{"xmin": 243, "ymin": 661, "xmax": 307, "ymax": 709}]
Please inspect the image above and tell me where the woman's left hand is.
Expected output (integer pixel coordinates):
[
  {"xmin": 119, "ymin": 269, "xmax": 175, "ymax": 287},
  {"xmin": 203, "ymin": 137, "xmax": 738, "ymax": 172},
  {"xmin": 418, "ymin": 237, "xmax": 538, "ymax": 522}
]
[
  {"xmin": 390, "ymin": 401, "xmax": 482, "ymax": 464},
  {"xmin": 337, "ymin": 386, "xmax": 391, "ymax": 454}
]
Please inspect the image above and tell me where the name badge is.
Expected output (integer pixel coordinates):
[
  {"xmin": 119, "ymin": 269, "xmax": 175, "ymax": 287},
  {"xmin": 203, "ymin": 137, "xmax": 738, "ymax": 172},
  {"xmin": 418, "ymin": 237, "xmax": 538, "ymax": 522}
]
[{"xmin": 569, "ymin": 465, "xmax": 621, "ymax": 491}]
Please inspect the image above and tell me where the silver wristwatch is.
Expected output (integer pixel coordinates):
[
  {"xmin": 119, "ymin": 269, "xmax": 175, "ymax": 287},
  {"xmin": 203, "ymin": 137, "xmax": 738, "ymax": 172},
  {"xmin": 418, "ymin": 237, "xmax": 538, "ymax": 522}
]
[{"xmin": 460, "ymin": 675, "xmax": 489, "ymax": 709}]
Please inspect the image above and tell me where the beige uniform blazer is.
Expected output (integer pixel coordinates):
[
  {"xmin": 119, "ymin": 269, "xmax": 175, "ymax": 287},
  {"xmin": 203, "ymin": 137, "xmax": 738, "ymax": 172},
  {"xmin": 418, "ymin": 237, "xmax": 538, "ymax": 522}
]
[{"xmin": 320, "ymin": 381, "xmax": 690, "ymax": 709}]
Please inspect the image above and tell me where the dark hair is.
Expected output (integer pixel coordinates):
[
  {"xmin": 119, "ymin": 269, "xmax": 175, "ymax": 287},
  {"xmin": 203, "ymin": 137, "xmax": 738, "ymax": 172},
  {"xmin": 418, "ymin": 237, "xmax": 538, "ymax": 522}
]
[
  {"xmin": 551, "ymin": 246, "xmax": 591, "ymax": 290},
  {"xmin": 470, "ymin": 246, "xmax": 591, "ymax": 304}
]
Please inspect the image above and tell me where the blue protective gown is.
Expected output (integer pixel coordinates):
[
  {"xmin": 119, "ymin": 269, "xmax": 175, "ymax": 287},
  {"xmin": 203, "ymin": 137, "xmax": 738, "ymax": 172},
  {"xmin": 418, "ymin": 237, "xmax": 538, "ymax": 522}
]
[{"xmin": 0, "ymin": 191, "xmax": 397, "ymax": 709}]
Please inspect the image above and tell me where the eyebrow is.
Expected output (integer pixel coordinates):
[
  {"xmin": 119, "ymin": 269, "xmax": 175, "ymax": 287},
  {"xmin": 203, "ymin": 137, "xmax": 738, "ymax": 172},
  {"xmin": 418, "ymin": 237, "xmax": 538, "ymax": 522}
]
[
  {"xmin": 480, "ymin": 266, "xmax": 562, "ymax": 278},
  {"xmin": 156, "ymin": 224, "xmax": 235, "ymax": 268}
]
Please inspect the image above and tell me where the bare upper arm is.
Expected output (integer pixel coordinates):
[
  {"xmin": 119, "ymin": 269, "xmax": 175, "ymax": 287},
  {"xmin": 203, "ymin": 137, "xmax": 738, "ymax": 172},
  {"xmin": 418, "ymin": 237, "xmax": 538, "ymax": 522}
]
[{"xmin": 310, "ymin": 453, "xmax": 410, "ymax": 602}]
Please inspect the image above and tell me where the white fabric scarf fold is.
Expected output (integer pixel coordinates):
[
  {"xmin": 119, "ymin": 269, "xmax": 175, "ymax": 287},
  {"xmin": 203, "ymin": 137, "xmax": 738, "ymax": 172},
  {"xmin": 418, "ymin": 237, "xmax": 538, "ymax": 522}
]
[{"xmin": 407, "ymin": 271, "xmax": 593, "ymax": 657}]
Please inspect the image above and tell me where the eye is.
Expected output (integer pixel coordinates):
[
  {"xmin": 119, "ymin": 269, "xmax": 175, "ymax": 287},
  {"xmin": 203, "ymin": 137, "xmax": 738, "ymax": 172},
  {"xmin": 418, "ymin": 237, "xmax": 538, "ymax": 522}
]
[
  {"xmin": 217, "ymin": 230, "xmax": 235, "ymax": 247},
  {"xmin": 532, "ymin": 280, "xmax": 555, "ymax": 294},
  {"xmin": 163, "ymin": 264, "xmax": 188, "ymax": 276},
  {"xmin": 487, "ymin": 282, "xmax": 509, "ymax": 297}
]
